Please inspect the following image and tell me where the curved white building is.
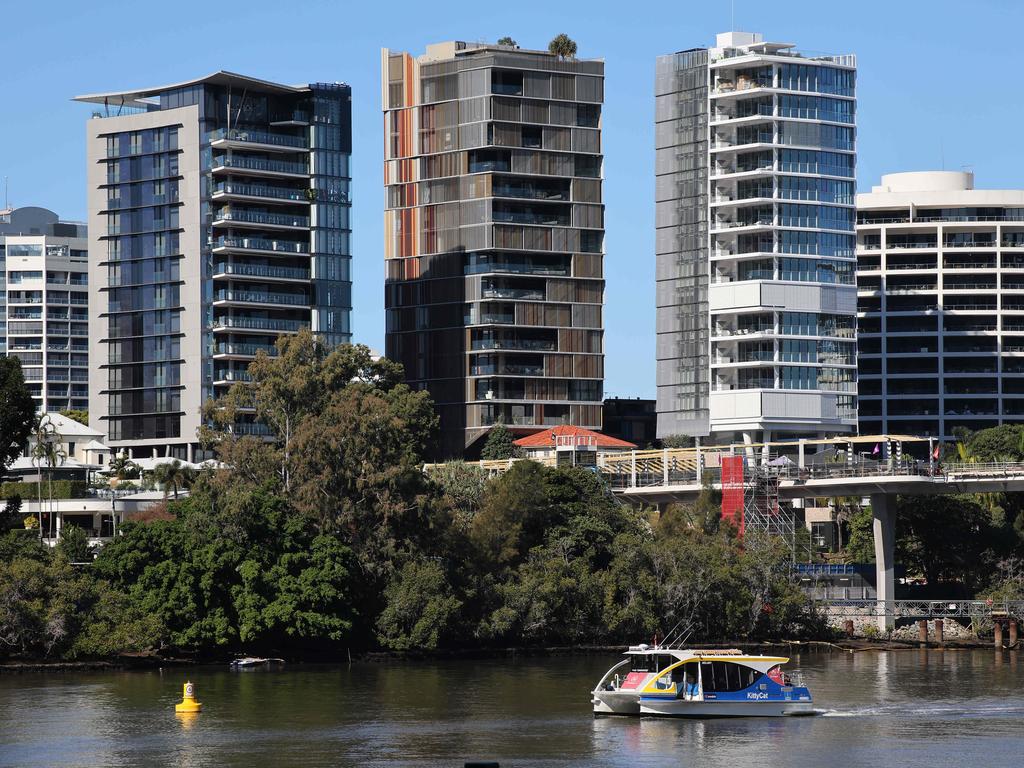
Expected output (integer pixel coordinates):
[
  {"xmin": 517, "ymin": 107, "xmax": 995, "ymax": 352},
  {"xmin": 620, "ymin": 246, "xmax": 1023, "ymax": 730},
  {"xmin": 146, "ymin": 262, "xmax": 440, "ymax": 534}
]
[
  {"xmin": 656, "ymin": 32, "xmax": 858, "ymax": 444},
  {"xmin": 857, "ymin": 171, "xmax": 1024, "ymax": 440}
]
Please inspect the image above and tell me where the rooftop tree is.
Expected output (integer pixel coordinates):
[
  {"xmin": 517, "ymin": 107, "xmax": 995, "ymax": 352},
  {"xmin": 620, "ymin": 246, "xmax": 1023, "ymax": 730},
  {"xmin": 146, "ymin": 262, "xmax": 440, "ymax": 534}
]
[{"xmin": 548, "ymin": 33, "xmax": 577, "ymax": 59}]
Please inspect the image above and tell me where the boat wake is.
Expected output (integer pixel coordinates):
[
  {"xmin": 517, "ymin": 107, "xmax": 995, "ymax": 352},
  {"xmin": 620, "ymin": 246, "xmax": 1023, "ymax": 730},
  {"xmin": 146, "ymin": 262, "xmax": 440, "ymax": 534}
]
[{"xmin": 819, "ymin": 702, "xmax": 1024, "ymax": 719}]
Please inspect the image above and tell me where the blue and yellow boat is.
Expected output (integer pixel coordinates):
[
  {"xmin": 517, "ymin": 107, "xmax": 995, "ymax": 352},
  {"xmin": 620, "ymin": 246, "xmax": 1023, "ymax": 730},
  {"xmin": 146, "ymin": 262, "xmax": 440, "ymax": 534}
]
[{"xmin": 592, "ymin": 646, "xmax": 813, "ymax": 717}]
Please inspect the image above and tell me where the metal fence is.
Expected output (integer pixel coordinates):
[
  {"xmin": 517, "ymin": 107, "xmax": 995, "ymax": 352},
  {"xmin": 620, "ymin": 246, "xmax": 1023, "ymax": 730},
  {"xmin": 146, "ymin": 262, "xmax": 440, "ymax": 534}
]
[{"xmin": 817, "ymin": 599, "xmax": 1024, "ymax": 619}]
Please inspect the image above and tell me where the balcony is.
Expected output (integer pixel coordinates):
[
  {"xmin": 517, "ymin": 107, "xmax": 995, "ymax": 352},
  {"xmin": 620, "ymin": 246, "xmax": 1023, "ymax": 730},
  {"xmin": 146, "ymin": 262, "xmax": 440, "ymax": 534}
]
[
  {"xmin": 492, "ymin": 209, "xmax": 570, "ymax": 227},
  {"xmin": 213, "ymin": 262, "xmax": 310, "ymax": 281},
  {"xmin": 231, "ymin": 422, "xmax": 275, "ymax": 436},
  {"xmin": 212, "ymin": 182, "xmax": 310, "ymax": 204},
  {"xmin": 214, "ymin": 369, "xmax": 253, "ymax": 384},
  {"xmin": 213, "ymin": 236, "xmax": 309, "ymax": 256},
  {"xmin": 468, "ymin": 313, "xmax": 515, "ymax": 325},
  {"xmin": 209, "ymin": 128, "xmax": 309, "ymax": 152},
  {"xmin": 470, "ymin": 338, "xmax": 556, "ymax": 352},
  {"xmin": 211, "ymin": 155, "xmax": 308, "ymax": 178},
  {"xmin": 214, "ymin": 343, "xmax": 279, "ymax": 358},
  {"xmin": 714, "ymin": 324, "xmax": 774, "ymax": 337},
  {"xmin": 492, "ymin": 184, "xmax": 569, "ymax": 202},
  {"xmin": 481, "ymin": 287, "xmax": 545, "ymax": 300},
  {"xmin": 214, "ymin": 289, "xmax": 309, "ymax": 308},
  {"xmin": 211, "ymin": 317, "xmax": 308, "ymax": 333},
  {"xmin": 212, "ymin": 209, "xmax": 310, "ymax": 230},
  {"xmin": 470, "ymin": 364, "xmax": 545, "ymax": 376}
]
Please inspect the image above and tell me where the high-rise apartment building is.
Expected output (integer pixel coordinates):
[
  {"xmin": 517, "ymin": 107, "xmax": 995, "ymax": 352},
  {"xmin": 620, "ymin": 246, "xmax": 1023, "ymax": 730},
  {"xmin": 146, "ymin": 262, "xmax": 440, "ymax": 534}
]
[
  {"xmin": 381, "ymin": 41, "xmax": 605, "ymax": 457},
  {"xmin": 0, "ymin": 206, "xmax": 89, "ymax": 413},
  {"xmin": 656, "ymin": 32, "xmax": 858, "ymax": 444},
  {"xmin": 857, "ymin": 171, "xmax": 1024, "ymax": 440},
  {"xmin": 75, "ymin": 72, "xmax": 352, "ymax": 461}
]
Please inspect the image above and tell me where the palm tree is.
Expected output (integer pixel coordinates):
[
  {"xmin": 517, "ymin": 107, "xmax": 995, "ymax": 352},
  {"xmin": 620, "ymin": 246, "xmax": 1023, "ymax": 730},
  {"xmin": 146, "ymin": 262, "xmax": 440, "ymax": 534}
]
[
  {"xmin": 153, "ymin": 459, "xmax": 196, "ymax": 500},
  {"xmin": 30, "ymin": 415, "xmax": 66, "ymax": 540},
  {"xmin": 109, "ymin": 451, "xmax": 140, "ymax": 482},
  {"xmin": 548, "ymin": 33, "xmax": 577, "ymax": 60}
]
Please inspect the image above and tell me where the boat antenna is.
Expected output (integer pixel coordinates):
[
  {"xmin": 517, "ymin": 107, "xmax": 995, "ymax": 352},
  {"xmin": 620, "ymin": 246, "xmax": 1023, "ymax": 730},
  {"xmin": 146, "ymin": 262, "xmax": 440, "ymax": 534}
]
[{"xmin": 660, "ymin": 616, "xmax": 690, "ymax": 649}]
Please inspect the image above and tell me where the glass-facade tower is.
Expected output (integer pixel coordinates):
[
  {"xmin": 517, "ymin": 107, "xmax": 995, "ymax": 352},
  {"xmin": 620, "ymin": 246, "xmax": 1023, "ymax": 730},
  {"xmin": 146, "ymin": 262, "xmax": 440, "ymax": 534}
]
[
  {"xmin": 656, "ymin": 32, "xmax": 858, "ymax": 444},
  {"xmin": 382, "ymin": 41, "xmax": 605, "ymax": 458},
  {"xmin": 76, "ymin": 72, "xmax": 352, "ymax": 460}
]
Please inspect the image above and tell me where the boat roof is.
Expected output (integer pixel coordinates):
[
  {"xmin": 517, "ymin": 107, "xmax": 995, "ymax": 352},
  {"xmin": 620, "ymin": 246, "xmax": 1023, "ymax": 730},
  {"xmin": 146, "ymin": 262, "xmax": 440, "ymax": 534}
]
[{"xmin": 624, "ymin": 646, "xmax": 788, "ymax": 663}]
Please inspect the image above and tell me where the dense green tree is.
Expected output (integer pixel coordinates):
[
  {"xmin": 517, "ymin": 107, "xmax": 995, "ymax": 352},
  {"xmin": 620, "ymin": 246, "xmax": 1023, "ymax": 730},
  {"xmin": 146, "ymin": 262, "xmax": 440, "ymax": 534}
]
[
  {"xmin": 967, "ymin": 424, "xmax": 1024, "ymax": 462},
  {"xmin": 497, "ymin": 36, "xmax": 517, "ymax": 47},
  {"xmin": 206, "ymin": 331, "xmax": 407, "ymax": 493},
  {"xmin": 895, "ymin": 494, "xmax": 994, "ymax": 588},
  {"xmin": 376, "ymin": 558, "xmax": 462, "ymax": 650},
  {"xmin": 844, "ymin": 504, "xmax": 876, "ymax": 563},
  {"xmin": 93, "ymin": 485, "xmax": 357, "ymax": 655},
  {"xmin": 428, "ymin": 461, "xmax": 488, "ymax": 530},
  {"xmin": 58, "ymin": 409, "xmax": 89, "ymax": 427},
  {"xmin": 480, "ymin": 422, "xmax": 519, "ymax": 460},
  {"xmin": 56, "ymin": 525, "xmax": 92, "ymax": 563},
  {"xmin": 0, "ymin": 357, "xmax": 35, "ymax": 472},
  {"xmin": 661, "ymin": 434, "xmax": 695, "ymax": 449},
  {"xmin": 548, "ymin": 33, "xmax": 578, "ymax": 59}
]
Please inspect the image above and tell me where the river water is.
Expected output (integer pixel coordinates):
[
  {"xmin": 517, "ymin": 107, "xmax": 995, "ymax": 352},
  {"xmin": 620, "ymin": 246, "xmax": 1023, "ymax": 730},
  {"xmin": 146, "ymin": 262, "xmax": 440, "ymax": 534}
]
[{"xmin": 1, "ymin": 650, "xmax": 1022, "ymax": 767}]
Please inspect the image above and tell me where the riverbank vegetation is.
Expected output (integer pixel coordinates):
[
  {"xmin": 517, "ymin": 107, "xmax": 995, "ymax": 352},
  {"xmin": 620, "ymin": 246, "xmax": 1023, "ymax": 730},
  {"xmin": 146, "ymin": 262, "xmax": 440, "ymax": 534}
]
[{"xmin": 0, "ymin": 333, "xmax": 820, "ymax": 662}]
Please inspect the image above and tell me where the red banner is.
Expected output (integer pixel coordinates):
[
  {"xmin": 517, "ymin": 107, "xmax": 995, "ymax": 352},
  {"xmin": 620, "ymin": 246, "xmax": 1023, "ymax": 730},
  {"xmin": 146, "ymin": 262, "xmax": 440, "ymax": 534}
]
[{"xmin": 721, "ymin": 455, "xmax": 745, "ymax": 535}]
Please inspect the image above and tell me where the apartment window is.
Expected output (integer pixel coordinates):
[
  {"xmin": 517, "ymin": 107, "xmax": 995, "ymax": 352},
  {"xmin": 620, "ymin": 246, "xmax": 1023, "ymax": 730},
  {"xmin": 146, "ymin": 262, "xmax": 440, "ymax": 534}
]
[
  {"xmin": 782, "ymin": 366, "xmax": 818, "ymax": 390},
  {"xmin": 129, "ymin": 132, "xmax": 142, "ymax": 155}
]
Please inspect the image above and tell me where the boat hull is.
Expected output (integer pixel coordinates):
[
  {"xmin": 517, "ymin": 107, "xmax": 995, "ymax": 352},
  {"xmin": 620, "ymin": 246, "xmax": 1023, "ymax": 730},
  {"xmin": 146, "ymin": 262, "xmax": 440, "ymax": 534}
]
[
  {"xmin": 638, "ymin": 698, "xmax": 814, "ymax": 717},
  {"xmin": 592, "ymin": 690, "xmax": 641, "ymax": 715}
]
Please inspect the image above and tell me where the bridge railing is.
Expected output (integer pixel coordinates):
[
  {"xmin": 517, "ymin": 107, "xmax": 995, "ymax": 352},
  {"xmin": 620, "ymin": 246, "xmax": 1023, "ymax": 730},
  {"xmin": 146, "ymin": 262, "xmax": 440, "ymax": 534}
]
[{"xmin": 426, "ymin": 453, "xmax": 1024, "ymax": 490}]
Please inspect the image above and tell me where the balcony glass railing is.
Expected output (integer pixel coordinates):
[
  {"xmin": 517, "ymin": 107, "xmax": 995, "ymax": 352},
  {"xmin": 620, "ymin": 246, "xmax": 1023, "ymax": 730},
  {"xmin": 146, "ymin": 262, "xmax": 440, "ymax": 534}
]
[
  {"xmin": 492, "ymin": 210, "xmax": 570, "ymax": 226},
  {"xmin": 231, "ymin": 422, "xmax": 274, "ymax": 436},
  {"xmin": 468, "ymin": 313, "xmax": 515, "ymax": 325},
  {"xmin": 215, "ymin": 289, "xmax": 309, "ymax": 307},
  {"xmin": 212, "ymin": 317, "xmax": 308, "ymax": 332},
  {"xmin": 213, "ymin": 262, "xmax": 310, "ymax": 280},
  {"xmin": 209, "ymin": 128, "xmax": 308, "ymax": 149},
  {"xmin": 471, "ymin": 339, "xmax": 556, "ymax": 351},
  {"xmin": 213, "ymin": 236, "xmax": 308, "ymax": 254},
  {"xmin": 212, "ymin": 155, "xmax": 308, "ymax": 176},
  {"xmin": 214, "ymin": 210, "xmax": 310, "ymax": 228},
  {"xmin": 214, "ymin": 369, "xmax": 253, "ymax": 382},
  {"xmin": 481, "ymin": 287, "xmax": 545, "ymax": 300},
  {"xmin": 470, "ymin": 364, "xmax": 545, "ymax": 376},
  {"xmin": 492, "ymin": 185, "xmax": 569, "ymax": 201},
  {"xmin": 215, "ymin": 343, "xmax": 279, "ymax": 357},
  {"xmin": 213, "ymin": 182, "xmax": 309, "ymax": 203}
]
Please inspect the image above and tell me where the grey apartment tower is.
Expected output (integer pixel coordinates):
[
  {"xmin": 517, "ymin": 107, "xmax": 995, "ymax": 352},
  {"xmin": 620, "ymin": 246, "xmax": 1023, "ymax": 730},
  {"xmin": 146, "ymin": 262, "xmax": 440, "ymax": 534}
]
[
  {"xmin": 1, "ymin": 206, "xmax": 89, "ymax": 413},
  {"xmin": 382, "ymin": 41, "xmax": 605, "ymax": 457},
  {"xmin": 655, "ymin": 32, "xmax": 858, "ymax": 444},
  {"xmin": 76, "ymin": 72, "xmax": 352, "ymax": 460}
]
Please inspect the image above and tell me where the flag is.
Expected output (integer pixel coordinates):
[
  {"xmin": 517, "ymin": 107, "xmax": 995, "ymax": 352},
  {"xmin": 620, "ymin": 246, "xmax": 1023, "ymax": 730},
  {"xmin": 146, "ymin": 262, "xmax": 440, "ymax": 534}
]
[{"xmin": 872, "ymin": 443, "xmax": 880, "ymax": 456}]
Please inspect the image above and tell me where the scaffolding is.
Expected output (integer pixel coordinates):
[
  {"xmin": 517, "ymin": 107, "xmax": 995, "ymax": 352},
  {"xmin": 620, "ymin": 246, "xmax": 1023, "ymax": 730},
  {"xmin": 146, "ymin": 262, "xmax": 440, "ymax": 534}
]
[{"xmin": 742, "ymin": 465, "xmax": 797, "ymax": 556}]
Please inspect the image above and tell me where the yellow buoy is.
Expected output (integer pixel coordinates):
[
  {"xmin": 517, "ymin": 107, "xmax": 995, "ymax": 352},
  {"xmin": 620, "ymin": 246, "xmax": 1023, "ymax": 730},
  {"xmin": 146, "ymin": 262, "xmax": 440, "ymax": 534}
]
[{"xmin": 175, "ymin": 681, "xmax": 202, "ymax": 713}]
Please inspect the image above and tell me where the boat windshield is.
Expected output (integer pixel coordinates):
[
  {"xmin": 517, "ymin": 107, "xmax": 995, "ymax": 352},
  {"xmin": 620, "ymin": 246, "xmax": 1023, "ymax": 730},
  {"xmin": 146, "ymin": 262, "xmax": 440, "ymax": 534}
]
[{"xmin": 630, "ymin": 654, "xmax": 674, "ymax": 673}]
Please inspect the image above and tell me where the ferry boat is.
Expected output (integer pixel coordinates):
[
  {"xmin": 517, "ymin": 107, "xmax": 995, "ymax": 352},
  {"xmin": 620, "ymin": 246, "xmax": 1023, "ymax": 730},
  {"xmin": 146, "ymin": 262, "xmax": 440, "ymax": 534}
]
[{"xmin": 592, "ymin": 645, "xmax": 813, "ymax": 717}]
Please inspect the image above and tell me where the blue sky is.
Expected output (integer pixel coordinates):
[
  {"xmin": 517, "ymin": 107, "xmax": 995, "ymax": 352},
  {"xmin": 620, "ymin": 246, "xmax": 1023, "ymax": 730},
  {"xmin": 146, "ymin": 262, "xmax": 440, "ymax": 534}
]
[{"xmin": 2, "ymin": 0, "xmax": 1022, "ymax": 399}]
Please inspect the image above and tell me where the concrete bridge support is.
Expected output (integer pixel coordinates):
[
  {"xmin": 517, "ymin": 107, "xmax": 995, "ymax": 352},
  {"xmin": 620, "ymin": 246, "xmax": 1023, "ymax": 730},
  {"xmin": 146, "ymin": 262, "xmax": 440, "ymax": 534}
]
[{"xmin": 871, "ymin": 493, "xmax": 896, "ymax": 632}]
